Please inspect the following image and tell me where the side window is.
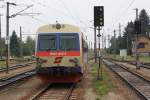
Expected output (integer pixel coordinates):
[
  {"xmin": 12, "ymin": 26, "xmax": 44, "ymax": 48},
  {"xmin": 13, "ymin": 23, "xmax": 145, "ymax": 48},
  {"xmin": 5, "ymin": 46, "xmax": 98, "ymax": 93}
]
[{"xmin": 138, "ymin": 42, "xmax": 145, "ymax": 48}]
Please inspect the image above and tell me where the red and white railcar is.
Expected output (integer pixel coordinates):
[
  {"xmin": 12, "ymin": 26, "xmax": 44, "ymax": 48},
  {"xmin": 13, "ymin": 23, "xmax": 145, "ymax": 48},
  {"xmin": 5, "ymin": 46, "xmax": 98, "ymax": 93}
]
[{"xmin": 35, "ymin": 23, "xmax": 88, "ymax": 83}]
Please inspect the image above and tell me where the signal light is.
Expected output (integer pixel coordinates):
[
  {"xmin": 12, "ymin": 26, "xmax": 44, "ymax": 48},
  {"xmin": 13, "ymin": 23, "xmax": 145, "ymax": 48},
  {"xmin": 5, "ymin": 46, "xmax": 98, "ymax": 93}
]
[{"xmin": 94, "ymin": 6, "xmax": 104, "ymax": 27}]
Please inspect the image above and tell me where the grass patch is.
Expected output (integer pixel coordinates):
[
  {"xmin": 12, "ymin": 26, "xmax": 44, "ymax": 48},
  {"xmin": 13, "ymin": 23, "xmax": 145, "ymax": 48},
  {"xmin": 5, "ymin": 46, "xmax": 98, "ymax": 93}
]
[
  {"xmin": 126, "ymin": 56, "xmax": 135, "ymax": 61},
  {"xmin": 139, "ymin": 56, "xmax": 150, "ymax": 62},
  {"xmin": 91, "ymin": 63, "xmax": 115, "ymax": 96},
  {"xmin": 0, "ymin": 61, "xmax": 6, "ymax": 68},
  {"xmin": 108, "ymin": 54, "xmax": 150, "ymax": 62},
  {"xmin": 0, "ymin": 57, "xmax": 33, "ymax": 68}
]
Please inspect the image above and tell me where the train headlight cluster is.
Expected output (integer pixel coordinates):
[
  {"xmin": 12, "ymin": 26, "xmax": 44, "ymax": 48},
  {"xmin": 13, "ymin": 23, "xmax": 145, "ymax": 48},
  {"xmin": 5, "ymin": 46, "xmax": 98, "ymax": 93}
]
[
  {"xmin": 69, "ymin": 58, "xmax": 79, "ymax": 66},
  {"xmin": 36, "ymin": 57, "xmax": 48, "ymax": 68}
]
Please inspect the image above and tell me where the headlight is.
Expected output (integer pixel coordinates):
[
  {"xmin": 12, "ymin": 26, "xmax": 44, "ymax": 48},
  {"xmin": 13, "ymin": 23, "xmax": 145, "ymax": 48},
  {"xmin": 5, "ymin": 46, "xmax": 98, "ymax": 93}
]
[{"xmin": 69, "ymin": 58, "xmax": 79, "ymax": 66}]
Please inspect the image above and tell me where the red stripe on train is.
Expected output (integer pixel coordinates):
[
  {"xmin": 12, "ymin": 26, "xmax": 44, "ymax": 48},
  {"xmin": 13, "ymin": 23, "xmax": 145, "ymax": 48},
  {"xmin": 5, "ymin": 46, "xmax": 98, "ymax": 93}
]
[{"xmin": 36, "ymin": 51, "xmax": 80, "ymax": 56}]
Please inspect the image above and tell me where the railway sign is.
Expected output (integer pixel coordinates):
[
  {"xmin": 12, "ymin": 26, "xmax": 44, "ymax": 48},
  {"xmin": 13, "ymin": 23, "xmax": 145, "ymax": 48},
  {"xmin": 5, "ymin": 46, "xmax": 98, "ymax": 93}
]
[
  {"xmin": 5, "ymin": 37, "xmax": 9, "ymax": 44},
  {"xmin": 97, "ymin": 33, "xmax": 101, "ymax": 37}
]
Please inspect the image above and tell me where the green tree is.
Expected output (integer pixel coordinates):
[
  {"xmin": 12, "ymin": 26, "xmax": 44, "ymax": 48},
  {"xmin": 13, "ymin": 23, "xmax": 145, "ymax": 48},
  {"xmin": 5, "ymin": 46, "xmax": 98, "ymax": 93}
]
[
  {"xmin": 139, "ymin": 9, "xmax": 150, "ymax": 36},
  {"xmin": 23, "ymin": 36, "xmax": 35, "ymax": 56},
  {"xmin": 10, "ymin": 30, "xmax": 20, "ymax": 57},
  {"xmin": 108, "ymin": 9, "xmax": 150, "ymax": 55},
  {"xmin": 23, "ymin": 43, "xmax": 31, "ymax": 56},
  {"xmin": 109, "ymin": 36, "xmax": 117, "ymax": 54},
  {"xmin": 122, "ymin": 21, "xmax": 134, "ymax": 55},
  {"xmin": 0, "ymin": 38, "xmax": 6, "ymax": 58},
  {"xmin": 108, "ymin": 21, "xmax": 134, "ymax": 55}
]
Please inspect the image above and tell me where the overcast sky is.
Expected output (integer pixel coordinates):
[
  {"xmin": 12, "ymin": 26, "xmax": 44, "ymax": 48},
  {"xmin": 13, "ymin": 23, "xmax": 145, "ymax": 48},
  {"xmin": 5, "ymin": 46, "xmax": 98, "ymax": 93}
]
[{"xmin": 0, "ymin": 0, "xmax": 150, "ymax": 46}]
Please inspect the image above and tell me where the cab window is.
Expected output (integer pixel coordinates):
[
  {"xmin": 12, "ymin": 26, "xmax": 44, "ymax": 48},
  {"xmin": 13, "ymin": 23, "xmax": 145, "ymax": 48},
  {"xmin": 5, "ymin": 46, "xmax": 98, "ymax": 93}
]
[{"xmin": 38, "ymin": 35, "xmax": 57, "ymax": 51}]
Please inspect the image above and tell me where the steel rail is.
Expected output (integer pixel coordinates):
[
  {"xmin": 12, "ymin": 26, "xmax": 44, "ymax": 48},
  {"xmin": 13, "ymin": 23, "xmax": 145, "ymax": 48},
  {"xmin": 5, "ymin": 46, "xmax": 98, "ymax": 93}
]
[
  {"xmin": 0, "ymin": 61, "xmax": 35, "ymax": 72},
  {"xmin": 31, "ymin": 83, "xmax": 76, "ymax": 100},
  {"xmin": 63, "ymin": 83, "xmax": 76, "ymax": 100},
  {"xmin": 0, "ymin": 70, "xmax": 35, "ymax": 89},
  {"xmin": 103, "ymin": 59, "xmax": 150, "ymax": 100},
  {"xmin": 107, "ymin": 58, "xmax": 150, "ymax": 69}
]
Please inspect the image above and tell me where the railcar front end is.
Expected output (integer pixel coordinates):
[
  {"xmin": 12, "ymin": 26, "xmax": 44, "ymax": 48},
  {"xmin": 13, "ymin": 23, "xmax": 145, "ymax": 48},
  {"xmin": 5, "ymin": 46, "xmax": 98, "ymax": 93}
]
[{"xmin": 35, "ymin": 24, "xmax": 84, "ymax": 83}]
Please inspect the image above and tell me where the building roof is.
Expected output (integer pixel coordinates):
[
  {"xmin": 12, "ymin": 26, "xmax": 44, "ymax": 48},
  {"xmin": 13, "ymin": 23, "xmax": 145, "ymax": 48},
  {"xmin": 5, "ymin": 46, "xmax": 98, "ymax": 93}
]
[{"xmin": 132, "ymin": 34, "xmax": 150, "ymax": 41}]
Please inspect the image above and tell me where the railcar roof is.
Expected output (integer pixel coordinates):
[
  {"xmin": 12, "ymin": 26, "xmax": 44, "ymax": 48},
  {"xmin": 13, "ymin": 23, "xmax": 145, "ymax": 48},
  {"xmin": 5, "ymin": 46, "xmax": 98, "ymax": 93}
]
[{"xmin": 37, "ymin": 24, "xmax": 82, "ymax": 34}]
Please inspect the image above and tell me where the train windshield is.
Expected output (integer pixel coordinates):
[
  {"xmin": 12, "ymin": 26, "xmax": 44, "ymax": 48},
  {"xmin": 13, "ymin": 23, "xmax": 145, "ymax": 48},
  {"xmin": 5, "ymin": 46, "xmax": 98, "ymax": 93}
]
[
  {"xmin": 38, "ymin": 35, "xmax": 57, "ymax": 51},
  {"xmin": 60, "ymin": 35, "xmax": 79, "ymax": 50}
]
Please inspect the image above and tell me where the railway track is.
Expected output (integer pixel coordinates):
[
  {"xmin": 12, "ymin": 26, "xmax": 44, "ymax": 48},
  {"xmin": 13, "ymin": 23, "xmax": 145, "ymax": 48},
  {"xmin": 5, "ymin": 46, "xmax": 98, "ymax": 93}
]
[
  {"xmin": 142, "ymin": 63, "xmax": 150, "ymax": 69},
  {"xmin": 103, "ymin": 59, "xmax": 150, "ymax": 100},
  {"xmin": 0, "ymin": 62, "xmax": 35, "ymax": 72},
  {"xmin": 108, "ymin": 58, "xmax": 150, "ymax": 69},
  {"xmin": 128, "ymin": 61, "xmax": 150, "ymax": 69},
  {"xmin": 31, "ymin": 83, "xmax": 76, "ymax": 100},
  {"xmin": 0, "ymin": 70, "xmax": 35, "ymax": 89}
]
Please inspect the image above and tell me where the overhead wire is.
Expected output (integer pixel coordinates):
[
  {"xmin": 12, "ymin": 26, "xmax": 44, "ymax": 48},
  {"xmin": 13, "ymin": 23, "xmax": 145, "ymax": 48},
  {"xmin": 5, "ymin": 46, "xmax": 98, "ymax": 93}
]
[
  {"xmin": 31, "ymin": 16, "xmax": 47, "ymax": 24},
  {"xmin": 30, "ymin": 0, "xmax": 89, "ymax": 33},
  {"xmin": 57, "ymin": 0, "xmax": 91, "ymax": 34},
  {"xmin": 65, "ymin": 0, "xmax": 90, "ymax": 27},
  {"xmin": 55, "ymin": 0, "xmax": 80, "ymax": 25},
  {"xmin": 31, "ymin": 0, "xmax": 92, "ymax": 29},
  {"xmin": 30, "ymin": 0, "xmax": 74, "ymax": 20},
  {"xmin": 31, "ymin": 0, "xmax": 87, "ymax": 28},
  {"xmin": 111, "ymin": 0, "xmax": 136, "ymax": 30}
]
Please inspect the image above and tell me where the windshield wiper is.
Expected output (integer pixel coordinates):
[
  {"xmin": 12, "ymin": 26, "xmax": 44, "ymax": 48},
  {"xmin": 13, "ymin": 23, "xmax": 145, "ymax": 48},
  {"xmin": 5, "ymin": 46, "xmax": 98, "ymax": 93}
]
[
  {"xmin": 65, "ymin": 48, "xmax": 74, "ymax": 51},
  {"xmin": 46, "ymin": 48, "xmax": 51, "ymax": 51}
]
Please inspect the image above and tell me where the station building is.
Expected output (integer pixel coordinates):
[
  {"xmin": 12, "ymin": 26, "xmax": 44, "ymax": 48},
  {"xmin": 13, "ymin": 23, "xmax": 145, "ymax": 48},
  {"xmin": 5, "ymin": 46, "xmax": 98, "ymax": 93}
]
[{"xmin": 132, "ymin": 34, "xmax": 150, "ymax": 56}]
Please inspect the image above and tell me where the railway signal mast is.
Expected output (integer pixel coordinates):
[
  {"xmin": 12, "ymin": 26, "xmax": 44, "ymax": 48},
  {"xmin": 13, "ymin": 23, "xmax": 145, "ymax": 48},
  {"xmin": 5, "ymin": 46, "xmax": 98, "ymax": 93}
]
[
  {"xmin": 134, "ymin": 8, "xmax": 141, "ymax": 69},
  {"xmin": 94, "ymin": 6, "xmax": 104, "ymax": 80}
]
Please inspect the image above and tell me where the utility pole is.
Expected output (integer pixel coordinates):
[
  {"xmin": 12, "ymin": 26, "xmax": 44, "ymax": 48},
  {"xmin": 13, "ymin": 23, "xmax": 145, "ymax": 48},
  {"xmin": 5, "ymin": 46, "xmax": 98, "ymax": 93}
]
[
  {"xmin": 107, "ymin": 35, "xmax": 110, "ymax": 54},
  {"xmin": 97, "ymin": 26, "xmax": 101, "ymax": 80},
  {"xmin": 104, "ymin": 36, "xmax": 106, "ymax": 52},
  {"xmin": 20, "ymin": 26, "xmax": 23, "ymax": 57},
  {"xmin": 0, "ymin": 14, "xmax": 2, "ymax": 59},
  {"xmin": 94, "ymin": 27, "xmax": 97, "ymax": 63},
  {"xmin": 98, "ymin": 27, "xmax": 101, "ymax": 57},
  {"xmin": 114, "ymin": 29, "xmax": 116, "ymax": 56},
  {"xmin": 119, "ymin": 23, "xmax": 122, "ymax": 51},
  {"xmin": 91, "ymin": 42, "xmax": 92, "ymax": 51},
  {"xmin": 107, "ymin": 35, "xmax": 110, "ymax": 47},
  {"xmin": 0, "ymin": 14, "xmax": 2, "ymax": 41},
  {"xmin": 5, "ymin": 2, "xmax": 34, "ymax": 73},
  {"xmin": 101, "ymin": 32, "xmax": 103, "ymax": 55},
  {"xmin": 127, "ymin": 30, "xmax": 129, "ymax": 54},
  {"xmin": 135, "ymin": 8, "xmax": 140, "ymax": 69},
  {"xmin": 88, "ymin": 41, "xmax": 90, "ymax": 50},
  {"xmin": 102, "ymin": 32, "xmax": 105, "ymax": 55},
  {"xmin": 119, "ymin": 23, "xmax": 121, "ymax": 36},
  {"xmin": 6, "ymin": 2, "xmax": 10, "ymax": 73},
  {"xmin": 135, "ymin": 8, "xmax": 138, "ymax": 20},
  {"xmin": 0, "ymin": 0, "xmax": 4, "ymax": 40},
  {"xmin": 6, "ymin": 2, "xmax": 17, "ymax": 73},
  {"xmin": 90, "ymin": 41, "xmax": 92, "ymax": 52}
]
